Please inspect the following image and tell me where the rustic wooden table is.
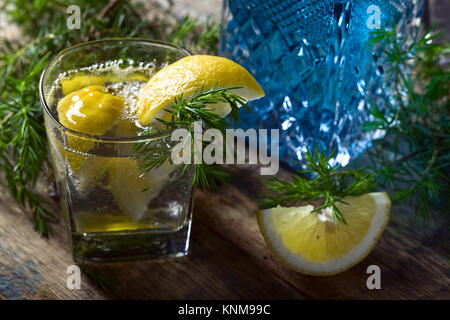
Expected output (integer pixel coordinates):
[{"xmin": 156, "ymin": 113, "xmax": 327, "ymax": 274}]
[
  {"xmin": 0, "ymin": 164, "xmax": 449, "ymax": 300},
  {"xmin": 0, "ymin": 0, "xmax": 449, "ymax": 300}
]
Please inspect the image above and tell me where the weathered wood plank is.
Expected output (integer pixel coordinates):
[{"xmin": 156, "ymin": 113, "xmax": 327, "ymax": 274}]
[
  {"xmin": 1, "ymin": 164, "xmax": 448, "ymax": 299},
  {"xmin": 83, "ymin": 221, "xmax": 306, "ymax": 299},
  {"xmin": 194, "ymin": 165, "xmax": 450, "ymax": 300},
  {"xmin": 0, "ymin": 181, "xmax": 305, "ymax": 299},
  {"xmin": 0, "ymin": 186, "xmax": 103, "ymax": 300}
]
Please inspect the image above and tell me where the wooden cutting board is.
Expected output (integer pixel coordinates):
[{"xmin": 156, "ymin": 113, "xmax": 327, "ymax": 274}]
[{"xmin": 0, "ymin": 164, "xmax": 448, "ymax": 300}]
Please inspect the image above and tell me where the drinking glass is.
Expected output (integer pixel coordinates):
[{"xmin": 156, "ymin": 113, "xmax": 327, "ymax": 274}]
[{"xmin": 39, "ymin": 39, "xmax": 195, "ymax": 263}]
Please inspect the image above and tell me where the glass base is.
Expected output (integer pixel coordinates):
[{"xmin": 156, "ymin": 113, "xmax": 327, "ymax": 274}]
[{"xmin": 71, "ymin": 220, "xmax": 192, "ymax": 264}]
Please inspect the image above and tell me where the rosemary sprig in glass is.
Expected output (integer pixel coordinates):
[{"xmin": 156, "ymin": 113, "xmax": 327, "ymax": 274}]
[{"xmin": 132, "ymin": 85, "xmax": 251, "ymax": 188}]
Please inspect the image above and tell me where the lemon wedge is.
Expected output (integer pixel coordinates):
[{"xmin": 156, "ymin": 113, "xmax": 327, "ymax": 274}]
[
  {"xmin": 74, "ymin": 156, "xmax": 115, "ymax": 193},
  {"xmin": 136, "ymin": 55, "xmax": 265, "ymax": 125},
  {"xmin": 61, "ymin": 74, "xmax": 149, "ymax": 96},
  {"xmin": 56, "ymin": 86, "xmax": 124, "ymax": 171},
  {"xmin": 257, "ymin": 192, "xmax": 390, "ymax": 276},
  {"xmin": 108, "ymin": 158, "xmax": 175, "ymax": 221}
]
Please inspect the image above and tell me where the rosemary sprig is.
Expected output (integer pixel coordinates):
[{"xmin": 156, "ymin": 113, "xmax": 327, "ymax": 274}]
[
  {"xmin": 364, "ymin": 26, "xmax": 449, "ymax": 222},
  {"xmin": 159, "ymin": 85, "xmax": 250, "ymax": 128},
  {"xmin": 132, "ymin": 85, "xmax": 250, "ymax": 188},
  {"xmin": 260, "ymin": 146, "xmax": 376, "ymax": 225}
]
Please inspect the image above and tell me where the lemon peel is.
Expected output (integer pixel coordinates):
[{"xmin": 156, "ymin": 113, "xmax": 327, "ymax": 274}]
[{"xmin": 136, "ymin": 55, "xmax": 265, "ymax": 125}]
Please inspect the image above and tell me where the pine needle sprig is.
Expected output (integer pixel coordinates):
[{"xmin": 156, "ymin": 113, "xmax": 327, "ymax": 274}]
[
  {"xmin": 364, "ymin": 26, "xmax": 449, "ymax": 222},
  {"xmin": 130, "ymin": 132, "xmax": 171, "ymax": 175},
  {"xmin": 158, "ymin": 85, "xmax": 250, "ymax": 129},
  {"xmin": 169, "ymin": 14, "xmax": 220, "ymax": 54},
  {"xmin": 132, "ymin": 85, "xmax": 250, "ymax": 188},
  {"xmin": 260, "ymin": 146, "xmax": 376, "ymax": 225}
]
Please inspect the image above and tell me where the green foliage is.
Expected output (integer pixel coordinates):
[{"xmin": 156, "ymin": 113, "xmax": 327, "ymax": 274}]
[
  {"xmin": 132, "ymin": 85, "xmax": 250, "ymax": 189},
  {"xmin": 365, "ymin": 27, "xmax": 449, "ymax": 222},
  {"xmin": 0, "ymin": 0, "xmax": 220, "ymax": 235},
  {"xmin": 169, "ymin": 14, "xmax": 221, "ymax": 54},
  {"xmin": 260, "ymin": 146, "xmax": 377, "ymax": 225}
]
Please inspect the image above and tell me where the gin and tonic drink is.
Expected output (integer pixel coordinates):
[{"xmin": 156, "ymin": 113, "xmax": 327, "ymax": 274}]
[{"xmin": 40, "ymin": 40, "xmax": 194, "ymax": 263}]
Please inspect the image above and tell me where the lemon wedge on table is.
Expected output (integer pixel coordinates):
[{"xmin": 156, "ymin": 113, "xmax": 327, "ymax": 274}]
[
  {"xmin": 56, "ymin": 85, "xmax": 124, "ymax": 172},
  {"xmin": 136, "ymin": 55, "xmax": 265, "ymax": 125},
  {"xmin": 257, "ymin": 192, "xmax": 390, "ymax": 276}
]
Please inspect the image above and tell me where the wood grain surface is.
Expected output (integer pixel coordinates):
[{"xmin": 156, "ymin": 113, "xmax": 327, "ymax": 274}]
[{"xmin": 0, "ymin": 163, "xmax": 449, "ymax": 300}]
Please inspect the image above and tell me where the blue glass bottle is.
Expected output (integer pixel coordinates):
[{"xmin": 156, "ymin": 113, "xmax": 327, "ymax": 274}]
[{"xmin": 221, "ymin": 0, "xmax": 423, "ymax": 168}]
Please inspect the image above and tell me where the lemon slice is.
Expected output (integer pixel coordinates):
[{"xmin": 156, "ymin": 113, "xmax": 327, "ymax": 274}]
[
  {"xmin": 61, "ymin": 74, "xmax": 149, "ymax": 96},
  {"xmin": 257, "ymin": 192, "xmax": 390, "ymax": 276},
  {"xmin": 74, "ymin": 156, "xmax": 115, "ymax": 193},
  {"xmin": 136, "ymin": 55, "xmax": 265, "ymax": 125},
  {"xmin": 56, "ymin": 86, "xmax": 124, "ymax": 171},
  {"xmin": 108, "ymin": 158, "xmax": 175, "ymax": 221}
]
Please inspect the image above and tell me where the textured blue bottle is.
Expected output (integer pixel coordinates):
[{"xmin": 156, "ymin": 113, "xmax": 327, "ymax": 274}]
[{"xmin": 220, "ymin": 0, "xmax": 423, "ymax": 169}]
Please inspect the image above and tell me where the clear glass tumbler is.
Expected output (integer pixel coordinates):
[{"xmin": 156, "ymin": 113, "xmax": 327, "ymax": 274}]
[{"xmin": 39, "ymin": 39, "xmax": 195, "ymax": 263}]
